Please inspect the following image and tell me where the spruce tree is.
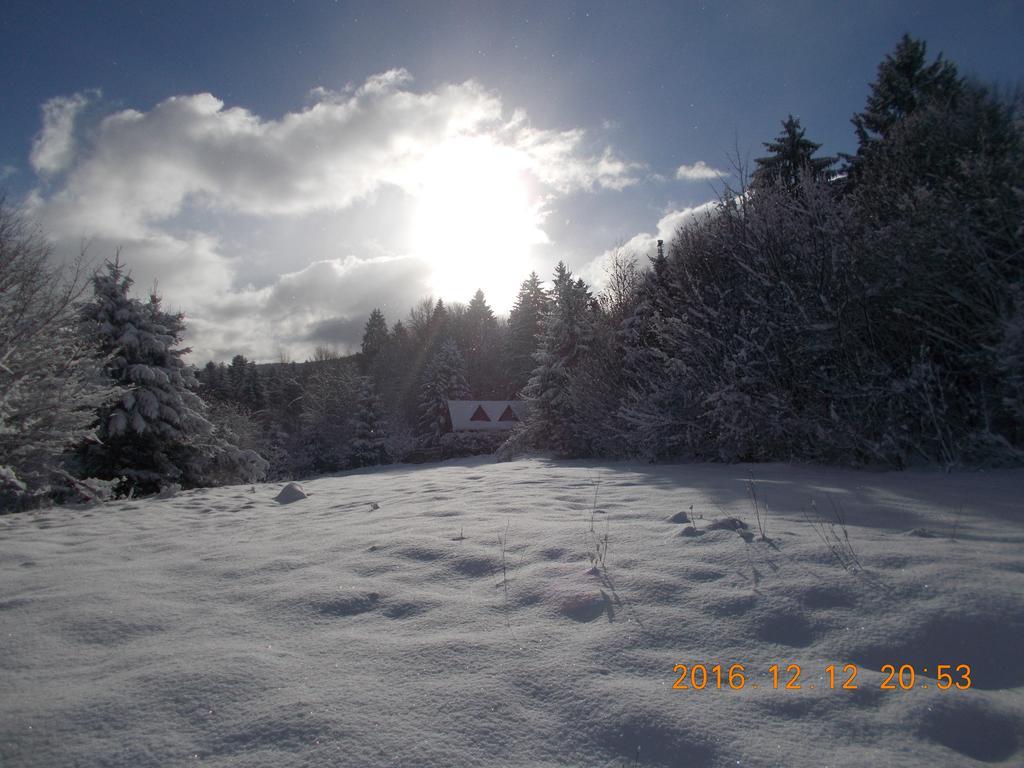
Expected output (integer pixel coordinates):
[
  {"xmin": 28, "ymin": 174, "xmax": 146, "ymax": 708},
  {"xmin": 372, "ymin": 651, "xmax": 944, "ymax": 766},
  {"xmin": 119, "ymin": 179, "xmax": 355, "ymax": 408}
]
[
  {"xmin": 853, "ymin": 34, "xmax": 960, "ymax": 146},
  {"xmin": 360, "ymin": 308, "xmax": 389, "ymax": 366},
  {"xmin": 79, "ymin": 259, "xmax": 210, "ymax": 491},
  {"xmin": 459, "ymin": 289, "xmax": 501, "ymax": 398},
  {"xmin": 846, "ymin": 34, "xmax": 961, "ymax": 186},
  {"xmin": 349, "ymin": 377, "xmax": 389, "ymax": 467},
  {"xmin": 375, "ymin": 319, "xmax": 418, "ymax": 427},
  {"xmin": 200, "ymin": 361, "xmax": 224, "ymax": 400},
  {"xmin": 227, "ymin": 354, "xmax": 248, "ymax": 401},
  {"xmin": 417, "ymin": 338, "xmax": 470, "ymax": 442},
  {"xmin": 523, "ymin": 263, "xmax": 594, "ymax": 455},
  {"xmin": 506, "ymin": 272, "xmax": 550, "ymax": 396},
  {"xmin": 81, "ymin": 259, "xmax": 265, "ymax": 492},
  {"xmin": 243, "ymin": 361, "xmax": 265, "ymax": 412},
  {"xmin": 752, "ymin": 115, "xmax": 836, "ymax": 191}
]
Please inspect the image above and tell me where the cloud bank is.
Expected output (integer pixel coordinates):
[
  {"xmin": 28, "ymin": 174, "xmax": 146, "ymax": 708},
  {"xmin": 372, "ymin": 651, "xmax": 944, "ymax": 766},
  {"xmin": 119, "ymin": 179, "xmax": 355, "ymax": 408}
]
[
  {"xmin": 581, "ymin": 201, "xmax": 718, "ymax": 291},
  {"xmin": 26, "ymin": 72, "xmax": 641, "ymax": 362}
]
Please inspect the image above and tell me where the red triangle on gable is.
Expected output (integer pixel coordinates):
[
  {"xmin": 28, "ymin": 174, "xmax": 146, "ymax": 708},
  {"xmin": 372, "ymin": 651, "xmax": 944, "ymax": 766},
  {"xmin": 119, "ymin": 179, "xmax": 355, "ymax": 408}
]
[
  {"xmin": 498, "ymin": 405, "xmax": 519, "ymax": 421},
  {"xmin": 470, "ymin": 405, "xmax": 491, "ymax": 421}
]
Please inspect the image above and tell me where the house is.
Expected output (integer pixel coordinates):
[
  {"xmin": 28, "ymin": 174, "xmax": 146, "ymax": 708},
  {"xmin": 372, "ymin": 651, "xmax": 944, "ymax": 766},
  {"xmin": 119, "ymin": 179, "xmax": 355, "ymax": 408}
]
[{"xmin": 446, "ymin": 400, "xmax": 528, "ymax": 432}]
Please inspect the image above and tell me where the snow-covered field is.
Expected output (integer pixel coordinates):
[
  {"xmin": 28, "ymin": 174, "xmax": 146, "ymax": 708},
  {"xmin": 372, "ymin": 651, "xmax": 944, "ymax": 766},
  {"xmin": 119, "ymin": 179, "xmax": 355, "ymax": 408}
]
[{"xmin": 2, "ymin": 458, "xmax": 1023, "ymax": 767}]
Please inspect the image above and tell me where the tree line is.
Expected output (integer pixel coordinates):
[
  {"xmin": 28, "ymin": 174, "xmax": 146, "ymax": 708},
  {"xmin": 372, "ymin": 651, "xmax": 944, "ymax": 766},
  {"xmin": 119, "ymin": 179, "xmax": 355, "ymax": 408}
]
[{"xmin": 2, "ymin": 35, "xmax": 1022, "ymax": 509}]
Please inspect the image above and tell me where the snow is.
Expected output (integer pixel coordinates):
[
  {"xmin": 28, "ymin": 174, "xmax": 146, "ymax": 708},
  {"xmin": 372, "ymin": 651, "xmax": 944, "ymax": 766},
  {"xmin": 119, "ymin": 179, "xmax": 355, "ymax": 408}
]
[
  {"xmin": 1, "ymin": 458, "xmax": 1022, "ymax": 767},
  {"xmin": 274, "ymin": 483, "xmax": 308, "ymax": 504}
]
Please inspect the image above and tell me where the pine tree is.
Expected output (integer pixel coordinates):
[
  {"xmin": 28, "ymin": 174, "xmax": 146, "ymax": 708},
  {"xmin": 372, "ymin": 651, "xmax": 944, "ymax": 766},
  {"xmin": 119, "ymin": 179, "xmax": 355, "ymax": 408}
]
[
  {"xmin": 227, "ymin": 354, "xmax": 248, "ymax": 401},
  {"xmin": 506, "ymin": 272, "xmax": 550, "ymax": 396},
  {"xmin": 417, "ymin": 338, "xmax": 470, "ymax": 442},
  {"xmin": 243, "ymin": 361, "xmax": 265, "ymax": 412},
  {"xmin": 853, "ymin": 34, "xmax": 960, "ymax": 145},
  {"xmin": 523, "ymin": 263, "xmax": 594, "ymax": 455},
  {"xmin": 425, "ymin": 299, "xmax": 449, "ymax": 354},
  {"xmin": 459, "ymin": 289, "xmax": 502, "ymax": 398},
  {"xmin": 369, "ymin": 319, "xmax": 414, "ymax": 427},
  {"xmin": 80, "ymin": 259, "xmax": 265, "ymax": 492},
  {"xmin": 349, "ymin": 376, "xmax": 389, "ymax": 467},
  {"xmin": 617, "ymin": 246, "xmax": 685, "ymax": 459},
  {"xmin": 199, "ymin": 361, "xmax": 225, "ymax": 401},
  {"xmin": 360, "ymin": 308, "xmax": 389, "ymax": 366},
  {"xmin": 752, "ymin": 115, "xmax": 836, "ymax": 191},
  {"xmin": 846, "ymin": 34, "xmax": 961, "ymax": 186}
]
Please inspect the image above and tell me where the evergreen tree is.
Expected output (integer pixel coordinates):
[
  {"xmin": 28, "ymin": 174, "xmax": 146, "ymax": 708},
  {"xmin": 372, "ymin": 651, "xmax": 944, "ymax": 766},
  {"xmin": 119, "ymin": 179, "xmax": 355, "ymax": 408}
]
[
  {"xmin": 360, "ymin": 308, "xmax": 389, "ymax": 366},
  {"xmin": 227, "ymin": 354, "xmax": 248, "ymax": 401},
  {"xmin": 298, "ymin": 364, "xmax": 356, "ymax": 474},
  {"xmin": 417, "ymin": 338, "xmax": 470, "ymax": 442},
  {"xmin": 853, "ymin": 34, "xmax": 960, "ymax": 145},
  {"xmin": 752, "ymin": 115, "xmax": 836, "ymax": 191},
  {"xmin": 506, "ymin": 272, "xmax": 550, "ymax": 396},
  {"xmin": 621, "ymin": 243, "xmax": 672, "ymax": 390},
  {"xmin": 80, "ymin": 259, "xmax": 265, "ymax": 492},
  {"xmin": 425, "ymin": 299, "xmax": 449, "ymax": 354},
  {"xmin": 199, "ymin": 361, "xmax": 225, "ymax": 400},
  {"xmin": 370, "ymin": 319, "xmax": 417, "ymax": 428},
  {"xmin": 843, "ymin": 37, "xmax": 1024, "ymax": 461},
  {"xmin": 243, "ymin": 361, "xmax": 265, "ymax": 412},
  {"xmin": 846, "ymin": 34, "xmax": 962, "ymax": 185},
  {"xmin": 458, "ymin": 289, "xmax": 502, "ymax": 398},
  {"xmin": 523, "ymin": 262, "xmax": 594, "ymax": 455},
  {"xmin": 349, "ymin": 377, "xmax": 389, "ymax": 467}
]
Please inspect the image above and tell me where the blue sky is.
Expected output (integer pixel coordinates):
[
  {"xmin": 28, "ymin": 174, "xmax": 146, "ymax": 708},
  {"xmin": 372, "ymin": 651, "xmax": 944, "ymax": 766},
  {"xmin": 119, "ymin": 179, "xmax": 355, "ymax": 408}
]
[{"xmin": 3, "ymin": 1, "xmax": 1023, "ymax": 362}]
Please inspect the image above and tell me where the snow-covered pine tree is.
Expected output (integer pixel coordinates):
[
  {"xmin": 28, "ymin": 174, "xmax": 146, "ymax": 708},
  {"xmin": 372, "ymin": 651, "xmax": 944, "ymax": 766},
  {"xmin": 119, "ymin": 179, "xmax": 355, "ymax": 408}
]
[
  {"xmin": 752, "ymin": 115, "xmax": 836, "ymax": 191},
  {"xmin": 506, "ymin": 272, "xmax": 550, "ymax": 397},
  {"xmin": 417, "ymin": 338, "xmax": 469, "ymax": 443},
  {"xmin": 459, "ymin": 289, "xmax": 503, "ymax": 398},
  {"xmin": 371, "ymin": 319, "xmax": 414, "ymax": 424},
  {"xmin": 522, "ymin": 262, "xmax": 594, "ymax": 455},
  {"xmin": 566, "ymin": 249, "xmax": 641, "ymax": 456},
  {"xmin": 618, "ymin": 241, "xmax": 684, "ymax": 458},
  {"xmin": 849, "ymin": 34, "xmax": 961, "ymax": 168},
  {"xmin": 0, "ymin": 202, "xmax": 118, "ymax": 508},
  {"xmin": 349, "ymin": 376, "xmax": 389, "ymax": 467},
  {"xmin": 199, "ymin": 361, "xmax": 226, "ymax": 401},
  {"xmin": 242, "ymin": 361, "xmax": 265, "ymax": 412},
  {"xmin": 360, "ymin": 308, "xmax": 389, "ymax": 367},
  {"xmin": 80, "ymin": 258, "xmax": 265, "ymax": 493},
  {"xmin": 844, "ymin": 37, "xmax": 1024, "ymax": 462},
  {"xmin": 227, "ymin": 354, "xmax": 248, "ymax": 402}
]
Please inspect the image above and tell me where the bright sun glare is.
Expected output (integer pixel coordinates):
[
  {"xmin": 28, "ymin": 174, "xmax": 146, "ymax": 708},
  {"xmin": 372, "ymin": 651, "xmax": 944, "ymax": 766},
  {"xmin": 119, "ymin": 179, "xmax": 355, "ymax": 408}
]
[{"xmin": 412, "ymin": 137, "xmax": 546, "ymax": 308}]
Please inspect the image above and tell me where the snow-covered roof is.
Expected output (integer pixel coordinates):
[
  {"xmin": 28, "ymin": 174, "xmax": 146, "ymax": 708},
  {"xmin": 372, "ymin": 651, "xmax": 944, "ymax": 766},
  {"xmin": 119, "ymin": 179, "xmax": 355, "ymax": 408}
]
[{"xmin": 447, "ymin": 400, "xmax": 528, "ymax": 431}]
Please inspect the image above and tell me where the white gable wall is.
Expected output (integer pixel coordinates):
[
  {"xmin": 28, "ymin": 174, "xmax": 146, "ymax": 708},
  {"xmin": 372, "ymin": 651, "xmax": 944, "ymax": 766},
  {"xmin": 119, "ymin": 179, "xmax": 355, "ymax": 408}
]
[{"xmin": 447, "ymin": 401, "xmax": 528, "ymax": 431}]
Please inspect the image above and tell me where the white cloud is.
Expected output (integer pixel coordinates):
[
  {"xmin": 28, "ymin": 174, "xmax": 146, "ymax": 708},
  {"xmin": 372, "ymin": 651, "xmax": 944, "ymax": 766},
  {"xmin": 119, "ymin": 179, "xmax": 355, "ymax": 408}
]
[
  {"xmin": 27, "ymin": 73, "xmax": 638, "ymax": 361},
  {"xmin": 33, "ymin": 75, "xmax": 637, "ymax": 236},
  {"xmin": 581, "ymin": 201, "xmax": 718, "ymax": 291},
  {"xmin": 675, "ymin": 160, "xmax": 727, "ymax": 181},
  {"xmin": 30, "ymin": 92, "xmax": 93, "ymax": 176}
]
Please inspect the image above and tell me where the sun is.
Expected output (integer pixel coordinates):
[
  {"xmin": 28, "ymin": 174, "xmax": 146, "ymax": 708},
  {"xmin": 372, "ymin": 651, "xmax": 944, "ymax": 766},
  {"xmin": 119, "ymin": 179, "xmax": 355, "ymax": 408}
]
[{"xmin": 411, "ymin": 136, "xmax": 546, "ymax": 308}]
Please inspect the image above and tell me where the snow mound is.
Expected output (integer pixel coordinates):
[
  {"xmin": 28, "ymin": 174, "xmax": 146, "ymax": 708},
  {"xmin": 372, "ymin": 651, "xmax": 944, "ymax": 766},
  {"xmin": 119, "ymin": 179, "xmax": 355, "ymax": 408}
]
[{"xmin": 273, "ymin": 482, "xmax": 307, "ymax": 503}]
